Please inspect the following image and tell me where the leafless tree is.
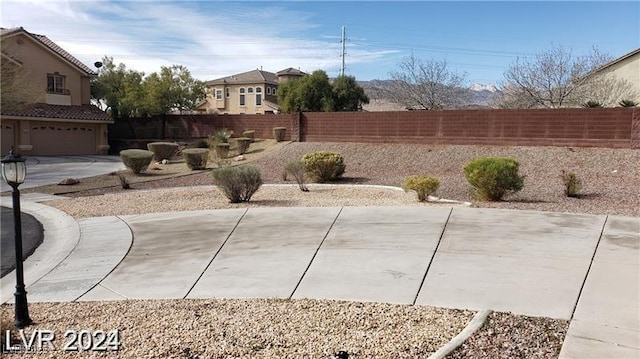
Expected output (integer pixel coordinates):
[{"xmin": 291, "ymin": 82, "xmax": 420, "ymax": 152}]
[
  {"xmin": 384, "ymin": 54, "xmax": 470, "ymax": 110},
  {"xmin": 1, "ymin": 49, "xmax": 39, "ymax": 111},
  {"xmin": 499, "ymin": 45, "xmax": 637, "ymax": 108}
]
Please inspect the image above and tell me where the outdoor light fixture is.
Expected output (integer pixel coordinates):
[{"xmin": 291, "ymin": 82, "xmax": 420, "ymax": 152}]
[{"xmin": 1, "ymin": 149, "xmax": 32, "ymax": 328}]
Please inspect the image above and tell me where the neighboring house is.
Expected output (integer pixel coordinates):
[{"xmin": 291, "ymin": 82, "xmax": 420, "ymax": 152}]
[
  {"xmin": 586, "ymin": 48, "xmax": 640, "ymax": 103},
  {"xmin": 195, "ymin": 68, "xmax": 305, "ymax": 114},
  {"xmin": 0, "ymin": 27, "xmax": 111, "ymax": 156}
]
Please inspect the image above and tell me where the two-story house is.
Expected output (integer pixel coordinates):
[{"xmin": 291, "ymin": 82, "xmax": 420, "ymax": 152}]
[
  {"xmin": 1, "ymin": 27, "xmax": 112, "ymax": 156},
  {"xmin": 195, "ymin": 67, "xmax": 305, "ymax": 114}
]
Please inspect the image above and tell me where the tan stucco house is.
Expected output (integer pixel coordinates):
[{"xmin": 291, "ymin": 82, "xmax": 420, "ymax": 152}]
[
  {"xmin": 586, "ymin": 48, "xmax": 640, "ymax": 104},
  {"xmin": 1, "ymin": 27, "xmax": 112, "ymax": 156},
  {"xmin": 196, "ymin": 67, "xmax": 305, "ymax": 114}
]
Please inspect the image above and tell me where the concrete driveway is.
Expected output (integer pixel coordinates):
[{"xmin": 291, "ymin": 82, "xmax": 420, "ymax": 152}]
[{"xmin": 0, "ymin": 155, "xmax": 125, "ymax": 192}]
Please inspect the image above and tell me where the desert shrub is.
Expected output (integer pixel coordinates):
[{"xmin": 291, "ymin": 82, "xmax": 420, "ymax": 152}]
[
  {"xmin": 120, "ymin": 149, "xmax": 154, "ymax": 175},
  {"xmin": 463, "ymin": 157, "xmax": 525, "ymax": 201},
  {"xmin": 561, "ymin": 170, "xmax": 582, "ymax": 198},
  {"xmin": 403, "ymin": 175, "xmax": 440, "ymax": 201},
  {"xmin": 273, "ymin": 127, "xmax": 287, "ymax": 142},
  {"xmin": 235, "ymin": 137, "xmax": 251, "ymax": 155},
  {"xmin": 212, "ymin": 166, "xmax": 263, "ymax": 203},
  {"xmin": 214, "ymin": 143, "xmax": 230, "ymax": 159},
  {"xmin": 619, "ymin": 99, "xmax": 638, "ymax": 107},
  {"xmin": 117, "ymin": 173, "xmax": 130, "ymax": 189},
  {"xmin": 146, "ymin": 142, "xmax": 178, "ymax": 161},
  {"xmin": 183, "ymin": 148, "xmax": 210, "ymax": 170},
  {"xmin": 242, "ymin": 130, "xmax": 255, "ymax": 141},
  {"xmin": 211, "ymin": 129, "xmax": 233, "ymax": 144},
  {"xmin": 302, "ymin": 151, "xmax": 346, "ymax": 183},
  {"xmin": 285, "ymin": 161, "xmax": 309, "ymax": 192},
  {"xmin": 582, "ymin": 100, "xmax": 603, "ymax": 108}
]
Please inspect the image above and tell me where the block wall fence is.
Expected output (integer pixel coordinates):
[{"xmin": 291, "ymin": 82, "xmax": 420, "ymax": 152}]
[{"xmin": 108, "ymin": 108, "xmax": 639, "ymax": 153}]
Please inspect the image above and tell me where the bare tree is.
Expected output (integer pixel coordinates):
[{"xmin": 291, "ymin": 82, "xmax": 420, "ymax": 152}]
[
  {"xmin": 385, "ymin": 54, "xmax": 469, "ymax": 110},
  {"xmin": 575, "ymin": 74, "xmax": 639, "ymax": 107},
  {"xmin": 1, "ymin": 50, "xmax": 39, "ymax": 111},
  {"xmin": 499, "ymin": 45, "xmax": 636, "ymax": 108}
]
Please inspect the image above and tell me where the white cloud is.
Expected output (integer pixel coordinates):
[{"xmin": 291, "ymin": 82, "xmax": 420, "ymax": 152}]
[{"xmin": 1, "ymin": 1, "xmax": 397, "ymax": 80}]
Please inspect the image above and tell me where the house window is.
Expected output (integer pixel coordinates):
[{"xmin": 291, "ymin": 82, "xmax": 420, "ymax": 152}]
[
  {"xmin": 239, "ymin": 88, "xmax": 246, "ymax": 106},
  {"xmin": 216, "ymin": 89, "xmax": 223, "ymax": 100},
  {"xmin": 255, "ymin": 87, "xmax": 262, "ymax": 106},
  {"xmin": 47, "ymin": 74, "xmax": 65, "ymax": 94},
  {"xmin": 226, "ymin": 87, "xmax": 230, "ymax": 98},
  {"xmin": 266, "ymin": 87, "xmax": 271, "ymax": 95},
  {"xmin": 248, "ymin": 87, "xmax": 253, "ymax": 94}
]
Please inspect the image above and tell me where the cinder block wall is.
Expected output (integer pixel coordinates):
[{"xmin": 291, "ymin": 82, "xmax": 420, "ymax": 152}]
[{"xmin": 109, "ymin": 108, "xmax": 638, "ymax": 152}]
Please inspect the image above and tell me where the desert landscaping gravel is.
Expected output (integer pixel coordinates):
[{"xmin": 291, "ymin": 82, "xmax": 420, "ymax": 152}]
[{"xmin": 4, "ymin": 142, "xmax": 631, "ymax": 357}]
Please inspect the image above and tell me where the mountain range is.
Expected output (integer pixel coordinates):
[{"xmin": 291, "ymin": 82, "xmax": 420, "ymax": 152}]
[{"xmin": 357, "ymin": 80, "xmax": 502, "ymax": 111}]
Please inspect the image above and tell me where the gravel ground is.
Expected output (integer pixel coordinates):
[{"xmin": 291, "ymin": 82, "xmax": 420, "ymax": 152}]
[
  {"xmin": 2, "ymin": 299, "xmax": 477, "ymax": 358},
  {"xmin": 62, "ymin": 142, "xmax": 639, "ymax": 217}
]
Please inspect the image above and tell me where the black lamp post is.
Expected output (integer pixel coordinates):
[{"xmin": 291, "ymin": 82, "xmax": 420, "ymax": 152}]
[{"xmin": 1, "ymin": 149, "xmax": 32, "ymax": 328}]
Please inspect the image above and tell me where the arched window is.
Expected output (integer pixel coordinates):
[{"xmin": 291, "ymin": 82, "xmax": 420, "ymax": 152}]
[
  {"xmin": 239, "ymin": 88, "xmax": 246, "ymax": 106},
  {"xmin": 248, "ymin": 87, "xmax": 254, "ymax": 94},
  {"xmin": 266, "ymin": 87, "xmax": 272, "ymax": 95}
]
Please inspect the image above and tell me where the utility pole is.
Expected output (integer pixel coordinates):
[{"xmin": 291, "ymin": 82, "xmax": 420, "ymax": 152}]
[{"xmin": 340, "ymin": 26, "xmax": 346, "ymax": 77}]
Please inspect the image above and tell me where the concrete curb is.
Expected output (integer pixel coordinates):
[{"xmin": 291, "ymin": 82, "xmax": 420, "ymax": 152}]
[
  {"xmin": 428, "ymin": 309, "xmax": 493, "ymax": 359},
  {"xmin": 0, "ymin": 200, "xmax": 80, "ymax": 303}
]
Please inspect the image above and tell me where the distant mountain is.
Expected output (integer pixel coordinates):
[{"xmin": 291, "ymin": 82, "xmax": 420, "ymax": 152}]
[{"xmin": 358, "ymin": 80, "xmax": 502, "ymax": 111}]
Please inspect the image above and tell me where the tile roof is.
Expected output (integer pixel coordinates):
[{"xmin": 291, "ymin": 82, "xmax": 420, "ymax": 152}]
[
  {"xmin": 1, "ymin": 27, "xmax": 97, "ymax": 76},
  {"xmin": 1, "ymin": 103, "xmax": 111, "ymax": 122},
  {"xmin": 276, "ymin": 67, "xmax": 306, "ymax": 76},
  {"xmin": 207, "ymin": 69, "xmax": 278, "ymax": 86}
]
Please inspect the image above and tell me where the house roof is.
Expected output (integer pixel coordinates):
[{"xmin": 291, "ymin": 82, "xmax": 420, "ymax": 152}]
[
  {"xmin": 590, "ymin": 48, "xmax": 640, "ymax": 75},
  {"xmin": 1, "ymin": 103, "xmax": 112, "ymax": 122},
  {"xmin": 276, "ymin": 67, "xmax": 306, "ymax": 76},
  {"xmin": 206, "ymin": 69, "xmax": 278, "ymax": 86},
  {"xmin": 1, "ymin": 27, "xmax": 97, "ymax": 76}
]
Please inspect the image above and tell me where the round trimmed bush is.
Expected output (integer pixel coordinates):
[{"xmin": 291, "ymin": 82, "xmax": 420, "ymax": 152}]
[
  {"xmin": 273, "ymin": 127, "xmax": 286, "ymax": 142},
  {"xmin": 403, "ymin": 175, "xmax": 440, "ymax": 201},
  {"xmin": 242, "ymin": 130, "xmax": 255, "ymax": 142},
  {"xmin": 301, "ymin": 151, "xmax": 346, "ymax": 183},
  {"xmin": 463, "ymin": 157, "xmax": 525, "ymax": 201},
  {"xmin": 146, "ymin": 142, "xmax": 178, "ymax": 161},
  {"xmin": 182, "ymin": 148, "xmax": 209, "ymax": 170},
  {"xmin": 235, "ymin": 137, "xmax": 251, "ymax": 155},
  {"xmin": 120, "ymin": 149, "xmax": 154, "ymax": 174}
]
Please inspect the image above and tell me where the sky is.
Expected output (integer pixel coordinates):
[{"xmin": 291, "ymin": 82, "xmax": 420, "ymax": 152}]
[{"xmin": 1, "ymin": 0, "xmax": 639, "ymax": 86}]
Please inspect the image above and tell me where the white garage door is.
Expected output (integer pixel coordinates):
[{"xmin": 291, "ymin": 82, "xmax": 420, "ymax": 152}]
[{"xmin": 30, "ymin": 123, "xmax": 96, "ymax": 155}]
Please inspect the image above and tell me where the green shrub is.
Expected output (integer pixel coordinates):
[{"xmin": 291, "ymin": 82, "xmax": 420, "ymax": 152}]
[
  {"xmin": 273, "ymin": 127, "xmax": 286, "ymax": 142},
  {"xmin": 302, "ymin": 151, "xmax": 346, "ymax": 183},
  {"xmin": 235, "ymin": 137, "xmax": 251, "ymax": 155},
  {"xmin": 120, "ymin": 149, "xmax": 154, "ymax": 174},
  {"xmin": 146, "ymin": 142, "xmax": 178, "ymax": 161},
  {"xmin": 211, "ymin": 129, "xmax": 233, "ymax": 144},
  {"xmin": 182, "ymin": 148, "xmax": 209, "ymax": 170},
  {"xmin": 403, "ymin": 175, "xmax": 440, "ymax": 202},
  {"xmin": 214, "ymin": 143, "xmax": 230, "ymax": 159},
  {"xmin": 619, "ymin": 99, "xmax": 638, "ymax": 107},
  {"xmin": 242, "ymin": 130, "xmax": 256, "ymax": 141},
  {"xmin": 285, "ymin": 161, "xmax": 309, "ymax": 192},
  {"xmin": 463, "ymin": 157, "xmax": 525, "ymax": 201},
  {"xmin": 561, "ymin": 170, "xmax": 582, "ymax": 198},
  {"xmin": 212, "ymin": 166, "xmax": 263, "ymax": 203},
  {"xmin": 582, "ymin": 100, "xmax": 603, "ymax": 108}
]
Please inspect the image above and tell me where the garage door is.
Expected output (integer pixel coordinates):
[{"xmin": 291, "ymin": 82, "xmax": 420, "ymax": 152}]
[
  {"xmin": 1, "ymin": 122, "xmax": 15, "ymax": 156},
  {"xmin": 30, "ymin": 123, "xmax": 96, "ymax": 155}
]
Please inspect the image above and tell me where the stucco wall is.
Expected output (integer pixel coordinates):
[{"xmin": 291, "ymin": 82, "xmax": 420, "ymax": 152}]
[{"xmin": 3, "ymin": 33, "xmax": 91, "ymax": 105}]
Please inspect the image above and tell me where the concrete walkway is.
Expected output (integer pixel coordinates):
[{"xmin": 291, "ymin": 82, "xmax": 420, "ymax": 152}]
[{"xmin": 0, "ymin": 199, "xmax": 638, "ymax": 358}]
